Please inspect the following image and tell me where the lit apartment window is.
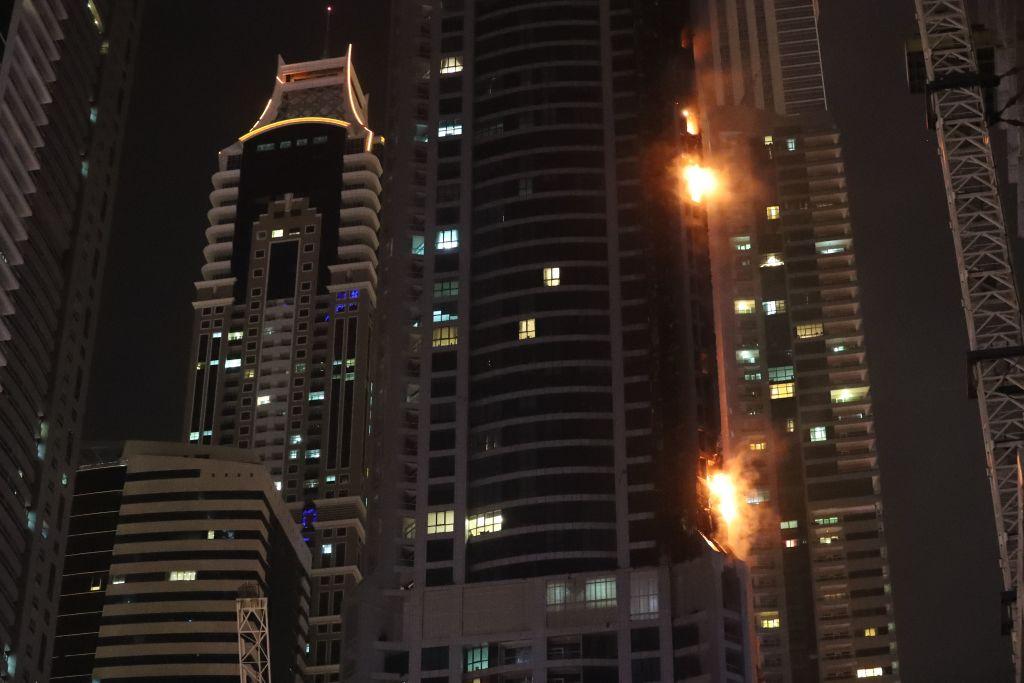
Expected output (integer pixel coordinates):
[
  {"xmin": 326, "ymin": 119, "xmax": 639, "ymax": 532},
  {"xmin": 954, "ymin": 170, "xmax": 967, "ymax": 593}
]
[
  {"xmin": 306, "ymin": 449, "xmax": 320, "ymax": 459},
  {"xmin": 743, "ymin": 371, "xmax": 762, "ymax": 381},
  {"xmin": 169, "ymin": 570, "xmax": 197, "ymax": 582},
  {"xmin": 786, "ymin": 418, "xmax": 795, "ymax": 433},
  {"xmin": 769, "ymin": 382, "xmax": 794, "ymax": 399},
  {"xmin": 271, "ymin": 229, "xmax": 284, "ymax": 238},
  {"xmin": 766, "ymin": 205, "xmax": 781, "ymax": 220},
  {"xmin": 290, "ymin": 435, "xmax": 302, "ymax": 444},
  {"xmin": 585, "ymin": 578, "xmax": 617, "ymax": 608},
  {"xmin": 518, "ymin": 318, "xmax": 536, "ymax": 340},
  {"xmin": 762, "ymin": 299, "xmax": 786, "ymax": 315},
  {"xmin": 432, "ymin": 325, "xmax": 458, "ymax": 348},
  {"xmin": 630, "ymin": 571, "xmax": 659, "ymax": 620},
  {"xmin": 465, "ymin": 645, "xmax": 488, "ymax": 672},
  {"xmin": 780, "ymin": 520, "xmax": 798, "ymax": 530},
  {"xmin": 784, "ymin": 539, "xmax": 798, "ymax": 548},
  {"xmin": 326, "ymin": 474, "xmax": 337, "ymax": 483},
  {"xmin": 274, "ymin": 481, "xmax": 282, "ymax": 491},
  {"xmin": 759, "ymin": 612, "xmax": 781, "ymax": 629},
  {"xmin": 747, "ymin": 489, "xmax": 769, "ymax": 505},
  {"xmin": 732, "ymin": 235, "xmax": 752, "ymax": 251},
  {"xmin": 795, "ymin": 322, "xmax": 823, "ymax": 338},
  {"xmin": 831, "ymin": 387, "xmax": 868, "ymax": 404},
  {"xmin": 810, "ymin": 426, "xmax": 828, "ymax": 442},
  {"xmin": 412, "ymin": 235, "xmax": 425, "ymax": 255},
  {"xmin": 440, "ymin": 55, "xmax": 463, "ymax": 74},
  {"xmin": 225, "ymin": 358, "xmax": 241, "ymax": 369},
  {"xmin": 228, "ymin": 330, "xmax": 244, "ymax": 341},
  {"xmin": 308, "ymin": 391, "xmax": 325, "ymax": 401},
  {"xmin": 81, "ymin": 160, "xmax": 90, "ymax": 177},
  {"xmin": 750, "ymin": 442, "xmax": 767, "ymax": 451},
  {"xmin": 427, "ymin": 510, "xmax": 455, "ymax": 534},
  {"xmin": 786, "ymin": 137, "xmax": 797, "ymax": 152},
  {"xmin": 433, "ymin": 308, "xmax": 458, "ymax": 323},
  {"xmin": 736, "ymin": 349, "xmax": 759, "ymax": 365},
  {"xmin": 764, "ymin": 135, "xmax": 774, "ymax": 146},
  {"xmin": 437, "ymin": 120, "xmax": 463, "ymax": 137},
  {"xmin": 436, "ymin": 229, "xmax": 459, "ymax": 250},
  {"xmin": 863, "ymin": 627, "xmax": 877, "ymax": 637},
  {"xmin": 304, "ymin": 479, "xmax": 318, "ymax": 489},
  {"xmin": 189, "ymin": 431, "xmax": 200, "ymax": 442},
  {"xmin": 856, "ymin": 668, "xmax": 883, "ymax": 679},
  {"xmin": 761, "ymin": 253, "xmax": 784, "ymax": 268},
  {"xmin": 466, "ymin": 510, "xmax": 503, "ymax": 536},
  {"xmin": 814, "ymin": 516, "xmax": 840, "ymax": 526},
  {"xmin": 734, "ymin": 299, "xmax": 756, "ymax": 315},
  {"xmin": 543, "ymin": 266, "xmax": 561, "ymax": 286},
  {"xmin": 546, "ymin": 581, "xmax": 570, "ymax": 610},
  {"xmin": 111, "ymin": 576, "xmax": 125, "ymax": 585},
  {"xmin": 256, "ymin": 395, "xmax": 271, "ymax": 406},
  {"xmin": 434, "ymin": 280, "xmax": 458, "ymax": 297},
  {"xmin": 819, "ymin": 535, "xmax": 840, "ymax": 545},
  {"xmin": 322, "ymin": 543, "xmax": 333, "ymax": 555},
  {"xmin": 768, "ymin": 366, "xmax": 794, "ymax": 382},
  {"xmin": 89, "ymin": 577, "xmax": 103, "ymax": 591}
]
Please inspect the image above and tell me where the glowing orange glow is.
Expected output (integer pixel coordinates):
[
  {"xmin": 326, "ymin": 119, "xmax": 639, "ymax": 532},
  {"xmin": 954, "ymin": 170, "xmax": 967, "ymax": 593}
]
[
  {"xmin": 708, "ymin": 472, "xmax": 738, "ymax": 526},
  {"xmin": 681, "ymin": 108, "xmax": 699, "ymax": 135},
  {"xmin": 681, "ymin": 163, "xmax": 717, "ymax": 204}
]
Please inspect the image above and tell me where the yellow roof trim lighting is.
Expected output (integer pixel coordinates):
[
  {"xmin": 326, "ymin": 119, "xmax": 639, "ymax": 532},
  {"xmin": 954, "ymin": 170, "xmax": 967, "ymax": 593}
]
[{"xmin": 239, "ymin": 116, "xmax": 351, "ymax": 142}]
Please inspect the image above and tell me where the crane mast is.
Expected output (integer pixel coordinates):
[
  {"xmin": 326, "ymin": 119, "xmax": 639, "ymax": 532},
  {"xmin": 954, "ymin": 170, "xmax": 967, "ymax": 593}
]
[
  {"xmin": 914, "ymin": 0, "xmax": 1024, "ymax": 674},
  {"xmin": 237, "ymin": 584, "xmax": 272, "ymax": 683}
]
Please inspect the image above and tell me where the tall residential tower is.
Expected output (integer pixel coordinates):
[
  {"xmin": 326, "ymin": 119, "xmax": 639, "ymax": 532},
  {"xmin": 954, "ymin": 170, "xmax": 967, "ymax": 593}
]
[
  {"xmin": 694, "ymin": 1, "xmax": 900, "ymax": 681},
  {"xmin": 0, "ymin": 2, "xmax": 141, "ymax": 680},
  {"xmin": 350, "ymin": 1, "xmax": 755, "ymax": 681},
  {"xmin": 181, "ymin": 52, "xmax": 383, "ymax": 683}
]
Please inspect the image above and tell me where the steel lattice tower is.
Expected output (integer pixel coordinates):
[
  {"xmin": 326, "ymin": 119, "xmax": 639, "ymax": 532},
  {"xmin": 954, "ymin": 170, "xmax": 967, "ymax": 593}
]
[
  {"xmin": 237, "ymin": 584, "xmax": 272, "ymax": 683},
  {"xmin": 915, "ymin": 0, "xmax": 1024, "ymax": 675}
]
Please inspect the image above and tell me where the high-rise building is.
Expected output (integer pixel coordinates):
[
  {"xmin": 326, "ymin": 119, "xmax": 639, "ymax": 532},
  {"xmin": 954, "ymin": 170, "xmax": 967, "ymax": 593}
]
[
  {"xmin": 0, "ymin": 2, "xmax": 141, "ymax": 680},
  {"xmin": 349, "ymin": 1, "xmax": 755, "ymax": 681},
  {"xmin": 694, "ymin": 1, "xmax": 900, "ymax": 681},
  {"xmin": 50, "ymin": 440, "xmax": 311, "ymax": 682},
  {"xmin": 181, "ymin": 52, "xmax": 384, "ymax": 682}
]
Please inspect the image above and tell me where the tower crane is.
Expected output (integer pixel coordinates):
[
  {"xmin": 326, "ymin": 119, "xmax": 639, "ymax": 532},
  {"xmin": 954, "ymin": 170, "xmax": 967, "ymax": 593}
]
[{"xmin": 913, "ymin": 0, "xmax": 1024, "ymax": 675}]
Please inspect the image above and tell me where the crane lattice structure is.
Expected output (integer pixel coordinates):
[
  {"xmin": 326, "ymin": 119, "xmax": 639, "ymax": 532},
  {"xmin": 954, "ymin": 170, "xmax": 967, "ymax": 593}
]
[
  {"xmin": 914, "ymin": 0, "xmax": 1024, "ymax": 675},
  {"xmin": 237, "ymin": 583, "xmax": 272, "ymax": 683}
]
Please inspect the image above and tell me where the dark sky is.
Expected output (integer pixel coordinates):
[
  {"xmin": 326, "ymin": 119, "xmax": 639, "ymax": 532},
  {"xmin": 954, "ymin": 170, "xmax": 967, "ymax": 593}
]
[{"xmin": 85, "ymin": 1, "xmax": 1013, "ymax": 678}]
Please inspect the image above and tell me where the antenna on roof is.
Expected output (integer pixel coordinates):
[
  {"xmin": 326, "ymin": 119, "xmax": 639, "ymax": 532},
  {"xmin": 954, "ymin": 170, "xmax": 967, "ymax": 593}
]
[{"xmin": 322, "ymin": 4, "xmax": 333, "ymax": 59}]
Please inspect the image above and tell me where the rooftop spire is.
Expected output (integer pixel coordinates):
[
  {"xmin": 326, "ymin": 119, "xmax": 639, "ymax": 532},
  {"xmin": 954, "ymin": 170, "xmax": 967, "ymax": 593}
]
[{"xmin": 322, "ymin": 4, "xmax": 333, "ymax": 59}]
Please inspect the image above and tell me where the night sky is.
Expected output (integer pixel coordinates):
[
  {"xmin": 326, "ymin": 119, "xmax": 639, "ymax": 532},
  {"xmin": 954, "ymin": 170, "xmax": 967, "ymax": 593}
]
[{"xmin": 84, "ymin": 1, "xmax": 1013, "ymax": 678}]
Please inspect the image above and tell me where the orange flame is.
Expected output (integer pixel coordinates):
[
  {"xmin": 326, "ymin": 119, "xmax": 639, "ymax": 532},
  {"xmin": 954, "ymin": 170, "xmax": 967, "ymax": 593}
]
[
  {"xmin": 707, "ymin": 471, "xmax": 738, "ymax": 527},
  {"xmin": 681, "ymin": 163, "xmax": 717, "ymax": 204}
]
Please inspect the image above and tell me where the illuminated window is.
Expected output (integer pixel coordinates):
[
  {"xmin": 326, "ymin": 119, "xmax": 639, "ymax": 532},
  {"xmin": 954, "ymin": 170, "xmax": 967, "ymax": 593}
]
[
  {"xmin": 304, "ymin": 479, "xmax": 318, "ymax": 489},
  {"xmin": 814, "ymin": 516, "xmax": 840, "ymax": 526},
  {"xmin": 832, "ymin": 344, "xmax": 847, "ymax": 353},
  {"xmin": 290, "ymin": 434, "xmax": 302, "ymax": 445},
  {"xmin": 274, "ymin": 481, "xmax": 282, "ymax": 491},
  {"xmin": 760, "ymin": 253, "xmax": 784, "ymax": 268},
  {"xmin": 743, "ymin": 371, "xmax": 762, "ymax": 381},
  {"xmin": 322, "ymin": 544, "xmax": 333, "ymax": 555},
  {"xmin": 630, "ymin": 571, "xmax": 659, "ymax": 620},
  {"xmin": 759, "ymin": 612, "xmax": 781, "ymax": 630},
  {"xmin": 780, "ymin": 520, "xmax": 798, "ymax": 529},
  {"xmin": 543, "ymin": 266, "xmax": 561, "ymax": 287},
  {"xmin": 308, "ymin": 391, "xmax": 325, "ymax": 401},
  {"xmin": 225, "ymin": 358, "xmax": 241, "ymax": 369},
  {"xmin": 770, "ymin": 382, "xmax": 794, "ymax": 399},
  {"xmin": 434, "ymin": 280, "xmax": 459, "ymax": 298},
  {"xmin": 831, "ymin": 387, "xmax": 868, "ymax": 404},
  {"xmin": 271, "ymin": 229, "xmax": 284, "ymax": 238},
  {"xmin": 306, "ymin": 449, "xmax": 320, "ymax": 460},
  {"xmin": 734, "ymin": 299, "xmax": 756, "ymax": 315},
  {"xmin": 764, "ymin": 135, "xmax": 774, "ymax": 146},
  {"xmin": 736, "ymin": 349, "xmax": 759, "ymax": 365},
  {"xmin": 766, "ymin": 205, "xmax": 781, "ymax": 220},
  {"xmin": 466, "ymin": 510, "xmax": 503, "ymax": 536},
  {"xmin": 786, "ymin": 137, "xmax": 797, "ymax": 152},
  {"xmin": 256, "ymin": 395, "xmax": 271, "ymax": 406},
  {"xmin": 245, "ymin": 369, "xmax": 256, "ymax": 379},
  {"xmin": 289, "ymin": 449, "xmax": 299, "ymax": 460},
  {"xmin": 732, "ymin": 236, "xmax": 752, "ymax": 251},
  {"xmin": 863, "ymin": 627, "xmax": 877, "ymax": 637},
  {"xmin": 111, "ymin": 576, "xmax": 125, "ymax": 585},
  {"xmin": 86, "ymin": 0, "xmax": 103, "ymax": 30},
  {"xmin": 763, "ymin": 299, "xmax": 786, "ymax": 315},
  {"xmin": 786, "ymin": 418, "xmax": 796, "ymax": 433},
  {"xmin": 546, "ymin": 581, "xmax": 570, "ymax": 609},
  {"xmin": 436, "ymin": 229, "xmax": 459, "ymax": 250},
  {"xmin": 169, "ymin": 570, "xmax": 196, "ymax": 582},
  {"xmin": 433, "ymin": 308, "xmax": 457, "ymax": 323},
  {"xmin": 585, "ymin": 578, "xmax": 617, "ymax": 608},
  {"xmin": 796, "ymin": 322, "xmax": 823, "ymax": 338},
  {"xmin": 228, "ymin": 330, "xmax": 244, "ymax": 341},
  {"xmin": 819, "ymin": 535, "xmax": 840, "ymax": 545},
  {"xmin": 518, "ymin": 318, "xmax": 536, "ymax": 340},
  {"xmin": 90, "ymin": 576, "xmax": 103, "ymax": 591},
  {"xmin": 768, "ymin": 366, "xmax": 794, "ymax": 382},
  {"xmin": 810, "ymin": 426, "xmax": 828, "ymax": 442},
  {"xmin": 816, "ymin": 239, "xmax": 849, "ymax": 255},
  {"xmin": 432, "ymin": 325, "xmax": 458, "ymax": 348},
  {"xmin": 81, "ymin": 160, "xmax": 90, "ymax": 177},
  {"xmin": 189, "ymin": 431, "xmax": 200, "ymax": 442},
  {"xmin": 784, "ymin": 539, "xmax": 798, "ymax": 548},
  {"xmin": 856, "ymin": 668, "xmax": 884, "ymax": 679},
  {"xmin": 750, "ymin": 441, "xmax": 767, "ymax": 451},
  {"xmin": 427, "ymin": 510, "xmax": 455, "ymax": 534},
  {"xmin": 440, "ymin": 56, "xmax": 464, "ymax": 74},
  {"xmin": 438, "ymin": 120, "xmax": 463, "ymax": 137},
  {"xmin": 747, "ymin": 489, "xmax": 769, "ymax": 505},
  {"xmin": 412, "ymin": 235, "xmax": 425, "ymax": 255},
  {"xmin": 465, "ymin": 645, "xmax": 489, "ymax": 672}
]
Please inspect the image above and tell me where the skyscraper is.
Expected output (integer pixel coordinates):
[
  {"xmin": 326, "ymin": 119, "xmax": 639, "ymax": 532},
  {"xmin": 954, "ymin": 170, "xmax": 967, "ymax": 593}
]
[
  {"xmin": 0, "ymin": 2, "xmax": 141, "ymax": 680},
  {"xmin": 694, "ymin": 1, "xmax": 900, "ymax": 680},
  {"xmin": 50, "ymin": 441, "xmax": 311, "ymax": 683},
  {"xmin": 349, "ymin": 1, "xmax": 755, "ymax": 680},
  {"xmin": 182, "ymin": 52, "xmax": 384, "ymax": 681}
]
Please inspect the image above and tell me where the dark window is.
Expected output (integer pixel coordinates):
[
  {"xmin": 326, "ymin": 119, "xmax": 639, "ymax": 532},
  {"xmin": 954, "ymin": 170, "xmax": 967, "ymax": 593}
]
[{"xmin": 267, "ymin": 241, "xmax": 299, "ymax": 299}]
